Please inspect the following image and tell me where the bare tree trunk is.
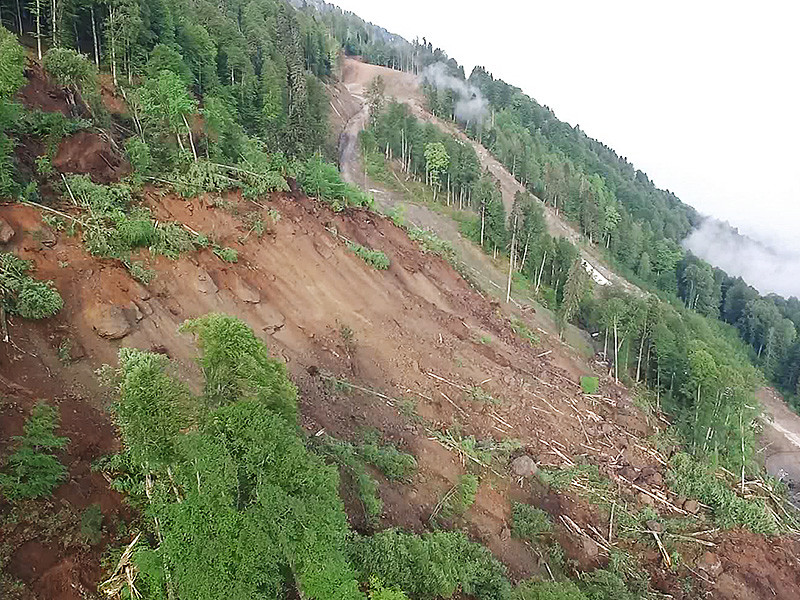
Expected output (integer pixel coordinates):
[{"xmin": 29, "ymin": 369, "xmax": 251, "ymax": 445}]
[
  {"xmin": 613, "ymin": 320, "xmax": 619, "ymax": 383},
  {"xmin": 109, "ymin": 8, "xmax": 118, "ymax": 86},
  {"xmin": 636, "ymin": 316, "xmax": 647, "ymax": 382},
  {"xmin": 506, "ymin": 216, "xmax": 516, "ymax": 304},
  {"xmin": 536, "ymin": 251, "xmax": 546, "ymax": 293},
  {"xmin": 480, "ymin": 203, "xmax": 485, "ymax": 247},
  {"xmin": 15, "ymin": 0, "xmax": 23, "ymax": 34},
  {"xmin": 52, "ymin": 0, "xmax": 56, "ymax": 45},
  {"xmin": 520, "ymin": 236, "xmax": 529, "ymax": 272},
  {"xmin": 35, "ymin": 0, "xmax": 42, "ymax": 60},
  {"xmin": 183, "ymin": 115, "xmax": 198, "ymax": 162},
  {"xmin": 91, "ymin": 5, "xmax": 99, "ymax": 66}
]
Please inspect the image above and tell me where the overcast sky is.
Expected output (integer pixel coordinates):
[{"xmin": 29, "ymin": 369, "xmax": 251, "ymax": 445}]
[{"xmin": 333, "ymin": 0, "xmax": 800, "ymax": 252}]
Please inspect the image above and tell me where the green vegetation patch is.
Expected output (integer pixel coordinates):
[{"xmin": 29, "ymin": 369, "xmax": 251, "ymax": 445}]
[
  {"xmin": 580, "ymin": 376, "xmax": 599, "ymax": 395},
  {"xmin": 347, "ymin": 241, "xmax": 390, "ymax": 270},
  {"xmin": 667, "ymin": 452, "xmax": 781, "ymax": 535},
  {"xmin": 511, "ymin": 503, "xmax": 552, "ymax": 541},
  {"xmin": 0, "ymin": 402, "xmax": 69, "ymax": 501},
  {"xmin": 0, "ymin": 252, "xmax": 63, "ymax": 319}
]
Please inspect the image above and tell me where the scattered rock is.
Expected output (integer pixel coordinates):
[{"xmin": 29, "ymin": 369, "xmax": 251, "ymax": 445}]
[
  {"xmin": 582, "ymin": 537, "xmax": 599, "ymax": 560},
  {"xmin": 646, "ymin": 519, "xmax": 663, "ymax": 533},
  {"xmin": 86, "ymin": 305, "xmax": 132, "ymax": 339},
  {"xmin": 683, "ymin": 499, "xmax": 700, "ymax": 514},
  {"xmin": 68, "ymin": 339, "xmax": 86, "ymax": 360},
  {"xmin": 697, "ymin": 551, "xmax": 723, "ymax": 577},
  {"xmin": 195, "ymin": 269, "xmax": 218, "ymax": 294},
  {"xmin": 637, "ymin": 492, "xmax": 655, "ymax": 507},
  {"xmin": 38, "ymin": 228, "xmax": 56, "ymax": 247},
  {"xmin": 511, "ymin": 455, "xmax": 538, "ymax": 477},
  {"xmin": 619, "ymin": 466, "xmax": 638, "ymax": 481},
  {"xmin": 646, "ymin": 472, "xmax": 664, "ymax": 487},
  {"xmin": 0, "ymin": 218, "xmax": 15, "ymax": 243},
  {"xmin": 231, "ymin": 277, "xmax": 260, "ymax": 303},
  {"xmin": 500, "ymin": 527, "xmax": 511, "ymax": 542}
]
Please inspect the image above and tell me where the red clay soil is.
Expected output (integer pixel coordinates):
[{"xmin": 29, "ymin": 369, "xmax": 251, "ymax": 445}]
[
  {"xmin": 1, "ymin": 189, "xmax": 799, "ymax": 599},
  {"xmin": 53, "ymin": 130, "xmax": 131, "ymax": 183},
  {"xmin": 0, "ymin": 372, "xmax": 130, "ymax": 600},
  {"xmin": 13, "ymin": 57, "xmax": 131, "ymax": 188}
]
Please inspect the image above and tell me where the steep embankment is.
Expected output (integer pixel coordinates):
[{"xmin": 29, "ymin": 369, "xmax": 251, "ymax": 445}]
[{"xmin": 3, "ymin": 184, "xmax": 800, "ymax": 599}]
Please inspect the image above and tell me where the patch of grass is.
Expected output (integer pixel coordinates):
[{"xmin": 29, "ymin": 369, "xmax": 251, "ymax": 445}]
[
  {"xmin": 667, "ymin": 452, "xmax": 781, "ymax": 535},
  {"xmin": 58, "ymin": 338, "xmax": 73, "ymax": 364},
  {"xmin": 512, "ymin": 503, "xmax": 552, "ymax": 541},
  {"xmin": 346, "ymin": 241, "xmax": 390, "ymax": 270},
  {"xmin": 350, "ymin": 528, "xmax": 511, "ymax": 600},
  {"xmin": 360, "ymin": 440, "xmax": 417, "ymax": 482},
  {"xmin": 509, "ymin": 317, "xmax": 539, "ymax": 347},
  {"xmin": 580, "ymin": 376, "xmax": 599, "ymax": 395},
  {"xmin": 440, "ymin": 473, "xmax": 479, "ymax": 519},
  {"xmin": 0, "ymin": 252, "xmax": 63, "ymax": 319},
  {"xmin": 314, "ymin": 435, "xmax": 383, "ymax": 527},
  {"xmin": 212, "ymin": 245, "xmax": 238, "ymax": 263},
  {"xmin": 467, "ymin": 386, "xmax": 500, "ymax": 405},
  {"xmin": 407, "ymin": 227, "xmax": 456, "ymax": 262},
  {"xmin": 432, "ymin": 429, "xmax": 521, "ymax": 467}
]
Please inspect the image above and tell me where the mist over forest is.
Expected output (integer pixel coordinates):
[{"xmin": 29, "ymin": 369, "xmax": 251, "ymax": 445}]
[{"xmin": 684, "ymin": 219, "xmax": 800, "ymax": 299}]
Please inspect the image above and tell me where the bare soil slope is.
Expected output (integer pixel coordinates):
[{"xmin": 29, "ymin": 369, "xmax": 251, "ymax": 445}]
[{"xmin": 2, "ymin": 188, "xmax": 800, "ymax": 599}]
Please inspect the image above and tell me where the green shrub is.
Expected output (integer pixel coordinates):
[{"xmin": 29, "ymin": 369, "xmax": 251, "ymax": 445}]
[
  {"xmin": 43, "ymin": 47, "xmax": 98, "ymax": 92},
  {"xmin": 351, "ymin": 529, "xmax": 511, "ymax": 600},
  {"xmin": 359, "ymin": 441, "xmax": 417, "ymax": 481},
  {"xmin": 580, "ymin": 377, "xmax": 599, "ymax": 395},
  {"xmin": 212, "ymin": 245, "xmax": 238, "ymax": 263},
  {"xmin": 667, "ymin": 452, "xmax": 780, "ymax": 535},
  {"xmin": 0, "ymin": 252, "xmax": 63, "ymax": 319},
  {"xmin": 442, "ymin": 473, "xmax": 479, "ymax": 518},
  {"xmin": 0, "ymin": 402, "xmax": 69, "ymax": 500},
  {"xmin": 298, "ymin": 155, "xmax": 373, "ymax": 210},
  {"xmin": 512, "ymin": 503, "xmax": 552, "ymax": 541},
  {"xmin": 347, "ymin": 241, "xmax": 390, "ymax": 269},
  {"xmin": 316, "ymin": 435, "xmax": 383, "ymax": 527},
  {"xmin": 80, "ymin": 504, "xmax": 104, "ymax": 545},
  {"xmin": 125, "ymin": 137, "xmax": 153, "ymax": 176},
  {"xmin": 104, "ymin": 314, "xmax": 363, "ymax": 600},
  {"xmin": 407, "ymin": 227, "xmax": 456, "ymax": 262},
  {"xmin": 514, "ymin": 580, "xmax": 586, "ymax": 600}
]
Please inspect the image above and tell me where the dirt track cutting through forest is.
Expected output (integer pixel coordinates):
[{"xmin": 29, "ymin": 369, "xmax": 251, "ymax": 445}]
[{"xmin": 337, "ymin": 57, "xmax": 638, "ymax": 296}]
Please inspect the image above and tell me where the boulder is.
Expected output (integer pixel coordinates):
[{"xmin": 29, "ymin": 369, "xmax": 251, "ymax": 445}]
[
  {"xmin": 697, "ymin": 551, "xmax": 723, "ymax": 577},
  {"xmin": 510, "ymin": 455, "xmax": 538, "ymax": 477},
  {"xmin": 0, "ymin": 218, "xmax": 15, "ymax": 243},
  {"xmin": 683, "ymin": 499, "xmax": 700, "ymax": 514},
  {"xmin": 87, "ymin": 305, "xmax": 132, "ymax": 339},
  {"xmin": 646, "ymin": 519, "xmax": 663, "ymax": 533},
  {"xmin": 637, "ymin": 492, "xmax": 655, "ymax": 507}
]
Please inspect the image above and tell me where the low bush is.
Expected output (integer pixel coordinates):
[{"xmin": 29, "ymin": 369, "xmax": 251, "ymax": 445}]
[
  {"xmin": 0, "ymin": 252, "xmax": 63, "ymax": 319},
  {"xmin": 512, "ymin": 503, "xmax": 552, "ymax": 541},
  {"xmin": 299, "ymin": 155, "xmax": 373, "ymax": 210},
  {"xmin": 359, "ymin": 440, "xmax": 417, "ymax": 481},
  {"xmin": 351, "ymin": 528, "xmax": 511, "ymax": 600},
  {"xmin": 347, "ymin": 241, "xmax": 390, "ymax": 269},
  {"xmin": 0, "ymin": 402, "xmax": 69, "ymax": 500},
  {"xmin": 667, "ymin": 452, "xmax": 780, "ymax": 535}
]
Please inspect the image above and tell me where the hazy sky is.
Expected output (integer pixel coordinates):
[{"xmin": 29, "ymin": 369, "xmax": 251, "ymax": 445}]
[{"xmin": 333, "ymin": 0, "xmax": 800, "ymax": 251}]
